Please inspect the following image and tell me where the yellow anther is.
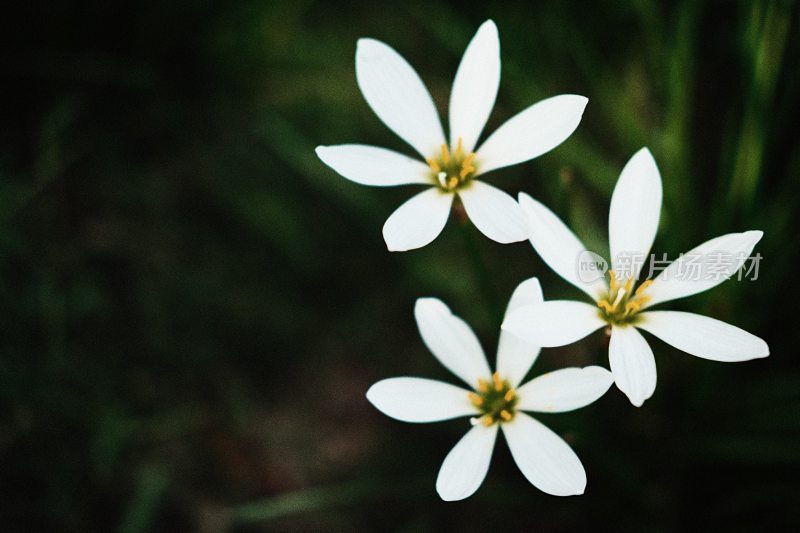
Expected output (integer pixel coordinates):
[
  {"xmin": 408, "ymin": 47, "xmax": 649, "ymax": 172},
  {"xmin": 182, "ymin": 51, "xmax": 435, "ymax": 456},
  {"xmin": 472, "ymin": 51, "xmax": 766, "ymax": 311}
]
[
  {"xmin": 440, "ymin": 144, "xmax": 450, "ymax": 165},
  {"xmin": 609, "ymin": 270, "xmax": 618, "ymax": 293},
  {"xmin": 427, "ymin": 141, "xmax": 477, "ymax": 191},
  {"xmin": 635, "ymin": 279, "xmax": 653, "ymax": 296},
  {"xmin": 492, "ymin": 372, "xmax": 503, "ymax": 392},
  {"xmin": 468, "ymin": 392, "xmax": 483, "ymax": 406},
  {"xmin": 504, "ymin": 389, "xmax": 515, "ymax": 402},
  {"xmin": 477, "ymin": 379, "xmax": 489, "ymax": 393},
  {"xmin": 624, "ymin": 301, "xmax": 640, "ymax": 315},
  {"xmin": 461, "ymin": 162, "xmax": 476, "ymax": 176},
  {"xmin": 624, "ymin": 276, "xmax": 634, "ymax": 293},
  {"xmin": 482, "ymin": 415, "xmax": 494, "ymax": 427},
  {"xmin": 500, "ymin": 410, "xmax": 513, "ymax": 421},
  {"xmin": 597, "ymin": 299, "xmax": 614, "ymax": 312}
]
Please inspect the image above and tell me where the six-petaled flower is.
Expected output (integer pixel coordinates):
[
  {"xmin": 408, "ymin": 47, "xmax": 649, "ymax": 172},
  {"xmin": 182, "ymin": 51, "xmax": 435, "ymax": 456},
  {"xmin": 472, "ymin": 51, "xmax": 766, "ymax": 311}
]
[
  {"xmin": 316, "ymin": 20, "xmax": 587, "ymax": 251},
  {"xmin": 367, "ymin": 279, "xmax": 613, "ymax": 500},
  {"xmin": 502, "ymin": 148, "xmax": 769, "ymax": 407}
]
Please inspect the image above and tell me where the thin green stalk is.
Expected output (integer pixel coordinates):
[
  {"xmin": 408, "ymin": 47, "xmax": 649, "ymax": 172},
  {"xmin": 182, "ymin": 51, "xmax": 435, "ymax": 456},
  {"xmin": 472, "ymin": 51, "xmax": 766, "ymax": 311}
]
[
  {"xmin": 229, "ymin": 476, "xmax": 427, "ymax": 524},
  {"xmin": 230, "ymin": 481, "xmax": 372, "ymax": 523},
  {"xmin": 726, "ymin": 1, "xmax": 791, "ymax": 214}
]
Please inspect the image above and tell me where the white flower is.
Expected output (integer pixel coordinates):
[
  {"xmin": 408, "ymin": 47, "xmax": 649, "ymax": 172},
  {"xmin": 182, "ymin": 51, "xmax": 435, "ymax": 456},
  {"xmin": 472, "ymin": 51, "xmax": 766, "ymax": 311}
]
[
  {"xmin": 366, "ymin": 278, "xmax": 613, "ymax": 500},
  {"xmin": 316, "ymin": 20, "xmax": 587, "ymax": 251},
  {"xmin": 502, "ymin": 148, "xmax": 769, "ymax": 407}
]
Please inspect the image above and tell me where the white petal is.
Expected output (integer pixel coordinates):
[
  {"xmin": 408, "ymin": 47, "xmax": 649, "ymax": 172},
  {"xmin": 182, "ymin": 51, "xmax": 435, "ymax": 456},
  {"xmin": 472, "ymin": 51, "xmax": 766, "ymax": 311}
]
[
  {"xmin": 315, "ymin": 145, "xmax": 431, "ymax": 187},
  {"xmin": 516, "ymin": 366, "xmax": 614, "ymax": 413},
  {"xmin": 366, "ymin": 377, "xmax": 477, "ymax": 422},
  {"xmin": 644, "ymin": 231, "xmax": 764, "ymax": 307},
  {"xmin": 502, "ymin": 412, "xmax": 586, "ymax": 496},
  {"xmin": 448, "ymin": 20, "xmax": 500, "ymax": 153},
  {"xmin": 475, "ymin": 94, "xmax": 588, "ymax": 175},
  {"xmin": 608, "ymin": 325, "xmax": 657, "ymax": 407},
  {"xmin": 497, "ymin": 277, "xmax": 543, "ymax": 387},
  {"xmin": 608, "ymin": 148, "xmax": 662, "ymax": 280},
  {"xmin": 414, "ymin": 298, "xmax": 492, "ymax": 387},
  {"xmin": 637, "ymin": 311, "xmax": 769, "ymax": 362},
  {"xmin": 436, "ymin": 424, "xmax": 498, "ymax": 501},
  {"xmin": 382, "ymin": 188, "xmax": 453, "ymax": 251},
  {"xmin": 503, "ymin": 277, "xmax": 545, "ymax": 318},
  {"xmin": 502, "ymin": 300, "xmax": 605, "ymax": 348},
  {"xmin": 356, "ymin": 38, "xmax": 446, "ymax": 158},
  {"xmin": 458, "ymin": 181, "xmax": 529, "ymax": 244},
  {"xmin": 519, "ymin": 192, "xmax": 608, "ymax": 300}
]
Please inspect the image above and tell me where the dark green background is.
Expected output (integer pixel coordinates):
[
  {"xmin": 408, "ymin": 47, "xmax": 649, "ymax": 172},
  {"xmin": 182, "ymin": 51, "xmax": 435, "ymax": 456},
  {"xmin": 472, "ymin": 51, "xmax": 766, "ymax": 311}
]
[{"xmin": 2, "ymin": 1, "xmax": 798, "ymax": 530}]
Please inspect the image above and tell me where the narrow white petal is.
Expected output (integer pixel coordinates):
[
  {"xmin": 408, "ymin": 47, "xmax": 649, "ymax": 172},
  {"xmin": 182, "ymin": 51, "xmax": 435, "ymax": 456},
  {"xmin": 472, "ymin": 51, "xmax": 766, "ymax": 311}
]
[
  {"xmin": 502, "ymin": 300, "xmax": 605, "ymax": 348},
  {"xmin": 502, "ymin": 412, "xmax": 586, "ymax": 496},
  {"xmin": 448, "ymin": 20, "xmax": 500, "ymax": 153},
  {"xmin": 519, "ymin": 192, "xmax": 608, "ymax": 299},
  {"xmin": 644, "ymin": 231, "xmax": 764, "ymax": 307},
  {"xmin": 315, "ymin": 145, "xmax": 431, "ymax": 187},
  {"xmin": 414, "ymin": 298, "xmax": 492, "ymax": 387},
  {"xmin": 497, "ymin": 277, "xmax": 543, "ymax": 387},
  {"xmin": 458, "ymin": 181, "xmax": 529, "ymax": 244},
  {"xmin": 366, "ymin": 377, "xmax": 477, "ymax": 422},
  {"xmin": 475, "ymin": 94, "xmax": 588, "ymax": 175},
  {"xmin": 516, "ymin": 366, "xmax": 614, "ymax": 413},
  {"xmin": 637, "ymin": 311, "xmax": 769, "ymax": 362},
  {"xmin": 608, "ymin": 148, "xmax": 663, "ymax": 280},
  {"xmin": 382, "ymin": 188, "xmax": 453, "ymax": 252},
  {"xmin": 436, "ymin": 423, "xmax": 498, "ymax": 501},
  {"xmin": 503, "ymin": 277, "xmax": 545, "ymax": 318},
  {"xmin": 608, "ymin": 325, "xmax": 657, "ymax": 407},
  {"xmin": 356, "ymin": 38, "xmax": 446, "ymax": 158}
]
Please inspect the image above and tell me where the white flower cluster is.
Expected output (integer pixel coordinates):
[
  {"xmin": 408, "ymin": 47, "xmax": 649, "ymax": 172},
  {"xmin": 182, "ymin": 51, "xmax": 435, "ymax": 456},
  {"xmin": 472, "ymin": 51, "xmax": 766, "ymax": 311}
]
[{"xmin": 317, "ymin": 20, "xmax": 769, "ymax": 501}]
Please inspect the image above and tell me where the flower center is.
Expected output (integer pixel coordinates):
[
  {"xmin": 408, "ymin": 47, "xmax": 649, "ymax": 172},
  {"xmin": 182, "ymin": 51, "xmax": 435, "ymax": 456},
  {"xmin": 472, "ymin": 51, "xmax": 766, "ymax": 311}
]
[
  {"xmin": 426, "ymin": 137, "xmax": 477, "ymax": 192},
  {"xmin": 596, "ymin": 271, "xmax": 653, "ymax": 326},
  {"xmin": 468, "ymin": 372, "xmax": 518, "ymax": 426}
]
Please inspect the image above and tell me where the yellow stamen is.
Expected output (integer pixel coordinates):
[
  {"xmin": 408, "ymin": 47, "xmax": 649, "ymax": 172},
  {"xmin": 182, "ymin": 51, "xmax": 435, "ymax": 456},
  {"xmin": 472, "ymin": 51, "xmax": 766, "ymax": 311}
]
[
  {"xmin": 455, "ymin": 137, "xmax": 463, "ymax": 157},
  {"xmin": 482, "ymin": 415, "xmax": 494, "ymax": 427},
  {"xmin": 447, "ymin": 176, "xmax": 459, "ymax": 189},
  {"xmin": 624, "ymin": 301, "xmax": 640, "ymax": 316},
  {"xmin": 463, "ymin": 152, "xmax": 476, "ymax": 166},
  {"xmin": 609, "ymin": 270, "xmax": 618, "ymax": 293},
  {"xmin": 500, "ymin": 410, "xmax": 513, "ymax": 421},
  {"xmin": 477, "ymin": 379, "xmax": 489, "ymax": 393},
  {"xmin": 635, "ymin": 279, "xmax": 653, "ymax": 296},
  {"xmin": 504, "ymin": 389, "xmax": 515, "ymax": 402},
  {"xmin": 468, "ymin": 392, "xmax": 483, "ymax": 406},
  {"xmin": 597, "ymin": 299, "xmax": 614, "ymax": 312},
  {"xmin": 492, "ymin": 372, "xmax": 503, "ymax": 392},
  {"xmin": 624, "ymin": 276, "xmax": 634, "ymax": 293},
  {"xmin": 440, "ymin": 144, "xmax": 450, "ymax": 165},
  {"xmin": 426, "ymin": 158, "xmax": 440, "ymax": 173}
]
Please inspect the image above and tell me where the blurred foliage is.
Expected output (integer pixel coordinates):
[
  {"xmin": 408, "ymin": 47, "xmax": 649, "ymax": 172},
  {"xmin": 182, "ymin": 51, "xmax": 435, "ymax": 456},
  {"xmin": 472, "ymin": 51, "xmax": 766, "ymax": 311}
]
[{"xmin": 1, "ymin": 0, "xmax": 799, "ymax": 531}]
